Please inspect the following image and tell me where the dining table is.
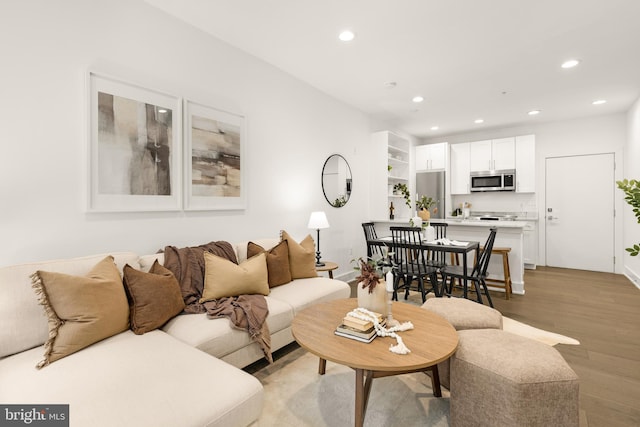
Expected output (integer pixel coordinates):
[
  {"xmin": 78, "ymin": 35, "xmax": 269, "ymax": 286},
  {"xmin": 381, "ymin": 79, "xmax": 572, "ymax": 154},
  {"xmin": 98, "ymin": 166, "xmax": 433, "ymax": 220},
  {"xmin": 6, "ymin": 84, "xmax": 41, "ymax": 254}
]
[{"xmin": 367, "ymin": 237, "xmax": 480, "ymax": 296}]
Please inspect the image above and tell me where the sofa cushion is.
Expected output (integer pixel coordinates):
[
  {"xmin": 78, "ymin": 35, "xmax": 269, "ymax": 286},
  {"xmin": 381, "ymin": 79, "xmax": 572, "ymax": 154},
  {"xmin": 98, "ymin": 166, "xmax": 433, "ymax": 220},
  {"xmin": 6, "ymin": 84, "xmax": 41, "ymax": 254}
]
[
  {"xmin": 0, "ymin": 252, "xmax": 139, "ymax": 359},
  {"xmin": 247, "ymin": 240, "xmax": 292, "ymax": 287},
  {"xmin": 137, "ymin": 253, "xmax": 164, "ymax": 271},
  {"xmin": 0, "ymin": 330, "xmax": 263, "ymax": 427},
  {"xmin": 30, "ymin": 256, "xmax": 130, "ymax": 368},
  {"xmin": 162, "ymin": 296, "xmax": 294, "ymax": 359},
  {"xmin": 268, "ymin": 277, "xmax": 351, "ymax": 314},
  {"xmin": 201, "ymin": 252, "xmax": 270, "ymax": 302},
  {"xmin": 235, "ymin": 238, "xmax": 279, "ymax": 263},
  {"xmin": 280, "ymin": 230, "xmax": 318, "ymax": 279},
  {"xmin": 122, "ymin": 261, "xmax": 185, "ymax": 335}
]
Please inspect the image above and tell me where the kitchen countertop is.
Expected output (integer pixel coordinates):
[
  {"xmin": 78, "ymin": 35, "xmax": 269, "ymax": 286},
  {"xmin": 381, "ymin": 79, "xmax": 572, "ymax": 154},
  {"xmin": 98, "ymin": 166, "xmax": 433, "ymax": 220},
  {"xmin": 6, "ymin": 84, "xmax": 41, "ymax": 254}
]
[
  {"xmin": 373, "ymin": 218, "xmax": 527, "ymax": 228},
  {"xmin": 443, "ymin": 218, "xmax": 526, "ymax": 228}
]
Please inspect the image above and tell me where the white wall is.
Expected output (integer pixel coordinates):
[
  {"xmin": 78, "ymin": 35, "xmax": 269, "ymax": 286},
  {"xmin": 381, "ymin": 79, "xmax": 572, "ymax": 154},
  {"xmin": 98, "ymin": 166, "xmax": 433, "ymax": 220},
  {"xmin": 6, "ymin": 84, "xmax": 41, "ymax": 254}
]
[
  {"xmin": 0, "ymin": 0, "xmax": 376, "ymax": 278},
  {"xmin": 624, "ymin": 98, "xmax": 640, "ymax": 287},
  {"xmin": 424, "ymin": 113, "xmax": 626, "ymax": 272}
]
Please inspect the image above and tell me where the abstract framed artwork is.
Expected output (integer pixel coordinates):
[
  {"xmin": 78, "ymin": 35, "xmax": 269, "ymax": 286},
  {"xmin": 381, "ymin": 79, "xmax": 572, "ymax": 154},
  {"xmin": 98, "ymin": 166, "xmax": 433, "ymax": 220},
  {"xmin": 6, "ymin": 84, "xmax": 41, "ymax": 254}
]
[
  {"xmin": 87, "ymin": 72, "xmax": 182, "ymax": 212},
  {"xmin": 183, "ymin": 101, "xmax": 246, "ymax": 210}
]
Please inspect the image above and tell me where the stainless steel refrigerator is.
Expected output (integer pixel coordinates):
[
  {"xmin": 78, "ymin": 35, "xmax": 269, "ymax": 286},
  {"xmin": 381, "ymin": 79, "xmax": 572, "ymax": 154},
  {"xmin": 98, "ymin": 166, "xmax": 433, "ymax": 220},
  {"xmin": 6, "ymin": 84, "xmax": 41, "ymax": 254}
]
[{"xmin": 416, "ymin": 171, "xmax": 446, "ymax": 219}]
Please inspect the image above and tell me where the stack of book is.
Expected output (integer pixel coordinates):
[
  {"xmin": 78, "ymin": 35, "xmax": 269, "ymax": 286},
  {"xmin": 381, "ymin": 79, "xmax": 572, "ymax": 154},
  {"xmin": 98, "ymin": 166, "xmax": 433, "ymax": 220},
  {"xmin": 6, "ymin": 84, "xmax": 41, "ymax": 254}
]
[{"xmin": 334, "ymin": 312, "xmax": 385, "ymax": 343}]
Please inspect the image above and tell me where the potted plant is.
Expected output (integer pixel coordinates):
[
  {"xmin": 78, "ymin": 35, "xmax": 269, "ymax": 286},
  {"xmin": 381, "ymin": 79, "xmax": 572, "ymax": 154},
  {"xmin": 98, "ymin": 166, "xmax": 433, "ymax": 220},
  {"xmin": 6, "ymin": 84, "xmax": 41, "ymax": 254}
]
[
  {"xmin": 617, "ymin": 178, "xmax": 640, "ymax": 256},
  {"xmin": 416, "ymin": 195, "xmax": 436, "ymax": 221},
  {"xmin": 352, "ymin": 256, "xmax": 389, "ymax": 314},
  {"xmin": 392, "ymin": 183, "xmax": 411, "ymax": 209}
]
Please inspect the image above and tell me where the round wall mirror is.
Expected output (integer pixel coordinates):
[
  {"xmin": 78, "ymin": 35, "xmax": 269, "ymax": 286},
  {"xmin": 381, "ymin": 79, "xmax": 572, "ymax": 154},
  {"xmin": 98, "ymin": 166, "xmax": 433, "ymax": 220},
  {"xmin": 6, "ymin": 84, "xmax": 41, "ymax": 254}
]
[{"xmin": 322, "ymin": 154, "xmax": 352, "ymax": 208}]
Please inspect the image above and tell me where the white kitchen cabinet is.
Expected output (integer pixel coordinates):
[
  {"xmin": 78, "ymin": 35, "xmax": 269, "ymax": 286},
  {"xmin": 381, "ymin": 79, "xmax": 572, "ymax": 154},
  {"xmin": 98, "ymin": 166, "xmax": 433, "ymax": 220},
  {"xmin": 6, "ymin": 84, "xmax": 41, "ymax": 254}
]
[
  {"xmin": 415, "ymin": 142, "xmax": 447, "ymax": 171},
  {"xmin": 370, "ymin": 131, "xmax": 411, "ymax": 220},
  {"xmin": 450, "ymin": 142, "xmax": 471, "ymax": 194},
  {"xmin": 515, "ymin": 135, "xmax": 536, "ymax": 193},
  {"xmin": 522, "ymin": 220, "xmax": 537, "ymax": 269},
  {"xmin": 470, "ymin": 138, "xmax": 515, "ymax": 172}
]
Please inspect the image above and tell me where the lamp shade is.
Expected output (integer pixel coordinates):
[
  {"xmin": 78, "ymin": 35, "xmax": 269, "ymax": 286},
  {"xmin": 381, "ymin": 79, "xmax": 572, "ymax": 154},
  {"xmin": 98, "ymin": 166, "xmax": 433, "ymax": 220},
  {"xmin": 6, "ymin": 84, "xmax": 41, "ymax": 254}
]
[{"xmin": 307, "ymin": 211, "xmax": 330, "ymax": 229}]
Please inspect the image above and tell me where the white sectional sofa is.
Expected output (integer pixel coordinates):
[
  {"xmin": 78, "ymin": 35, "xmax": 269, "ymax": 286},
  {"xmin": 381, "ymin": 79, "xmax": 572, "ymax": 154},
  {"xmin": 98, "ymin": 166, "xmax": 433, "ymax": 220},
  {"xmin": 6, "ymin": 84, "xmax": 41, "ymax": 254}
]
[{"xmin": 0, "ymin": 238, "xmax": 351, "ymax": 427}]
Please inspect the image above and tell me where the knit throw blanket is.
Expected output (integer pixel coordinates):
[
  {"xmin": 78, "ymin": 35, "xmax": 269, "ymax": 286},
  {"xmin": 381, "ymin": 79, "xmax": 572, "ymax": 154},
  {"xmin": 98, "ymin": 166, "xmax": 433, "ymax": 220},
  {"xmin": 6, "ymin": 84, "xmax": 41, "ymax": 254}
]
[{"xmin": 163, "ymin": 241, "xmax": 272, "ymax": 362}]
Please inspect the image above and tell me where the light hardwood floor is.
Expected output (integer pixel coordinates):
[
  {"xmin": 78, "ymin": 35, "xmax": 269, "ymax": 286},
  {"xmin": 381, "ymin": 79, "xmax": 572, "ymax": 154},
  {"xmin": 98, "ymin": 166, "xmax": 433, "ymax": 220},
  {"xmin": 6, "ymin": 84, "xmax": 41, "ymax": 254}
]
[{"xmin": 490, "ymin": 267, "xmax": 640, "ymax": 427}]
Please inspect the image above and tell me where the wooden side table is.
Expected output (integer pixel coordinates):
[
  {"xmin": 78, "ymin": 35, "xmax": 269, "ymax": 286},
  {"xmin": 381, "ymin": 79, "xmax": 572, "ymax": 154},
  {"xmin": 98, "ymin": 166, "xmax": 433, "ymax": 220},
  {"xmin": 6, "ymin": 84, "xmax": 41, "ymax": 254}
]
[{"xmin": 316, "ymin": 261, "xmax": 338, "ymax": 279}]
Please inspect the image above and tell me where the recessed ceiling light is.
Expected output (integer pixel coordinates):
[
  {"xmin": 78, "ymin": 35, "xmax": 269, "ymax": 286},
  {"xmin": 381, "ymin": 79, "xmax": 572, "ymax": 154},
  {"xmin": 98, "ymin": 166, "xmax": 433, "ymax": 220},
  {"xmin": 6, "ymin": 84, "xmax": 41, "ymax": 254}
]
[
  {"xmin": 592, "ymin": 99, "xmax": 607, "ymax": 105},
  {"xmin": 474, "ymin": 119, "xmax": 484, "ymax": 124},
  {"xmin": 561, "ymin": 59, "xmax": 580, "ymax": 69},
  {"xmin": 431, "ymin": 126, "xmax": 439, "ymax": 131},
  {"xmin": 158, "ymin": 109, "xmax": 167, "ymax": 113},
  {"xmin": 412, "ymin": 96, "xmax": 424, "ymax": 103},
  {"xmin": 338, "ymin": 30, "xmax": 355, "ymax": 42},
  {"xmin": 528, "ymin": 110, "xmax": 541, "ymax": 116}
]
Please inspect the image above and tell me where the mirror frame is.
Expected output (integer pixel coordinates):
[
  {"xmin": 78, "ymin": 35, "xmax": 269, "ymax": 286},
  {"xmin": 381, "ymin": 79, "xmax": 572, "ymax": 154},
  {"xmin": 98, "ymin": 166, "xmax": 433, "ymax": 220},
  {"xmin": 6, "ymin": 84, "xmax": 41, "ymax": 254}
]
[{"xmin": 321, "ymin": 154, "xmax": 352, "ymax": 208}]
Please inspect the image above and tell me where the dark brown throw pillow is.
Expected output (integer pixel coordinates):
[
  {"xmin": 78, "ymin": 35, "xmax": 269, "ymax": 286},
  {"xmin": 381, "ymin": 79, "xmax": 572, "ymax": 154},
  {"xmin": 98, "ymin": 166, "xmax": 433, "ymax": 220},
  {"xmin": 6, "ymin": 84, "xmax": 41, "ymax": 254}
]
[
  {"xmin": 122, "ymin": 261, "xmax": 185, "ymax": 335},
  {"xmin": 247, "ymin": 240, "xmax": 292, "ymax": 287}
]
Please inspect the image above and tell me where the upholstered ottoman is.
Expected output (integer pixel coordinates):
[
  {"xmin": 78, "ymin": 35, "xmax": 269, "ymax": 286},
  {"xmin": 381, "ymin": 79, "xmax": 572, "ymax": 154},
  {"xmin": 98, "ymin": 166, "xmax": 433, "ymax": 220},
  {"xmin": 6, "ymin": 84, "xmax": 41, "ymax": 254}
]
[
  {"xmin": 450, "ymin": 329, "xmax": 579, "ymax": 427},
  {"xmin": 422, "ymin": 297, "xmax": 503, "ymax": 330},
  {"xmin": 421, "ymin": 297, "xmax": 503, "ymax": 388}
]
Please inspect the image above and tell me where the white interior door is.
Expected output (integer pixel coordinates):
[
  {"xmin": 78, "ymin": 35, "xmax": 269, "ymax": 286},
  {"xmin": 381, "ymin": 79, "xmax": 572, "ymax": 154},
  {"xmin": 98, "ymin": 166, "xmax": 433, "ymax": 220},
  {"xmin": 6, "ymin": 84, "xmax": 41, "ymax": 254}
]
[{"xmin": 545, "ymin": 154, "xmax": 615, "ymax": 272}]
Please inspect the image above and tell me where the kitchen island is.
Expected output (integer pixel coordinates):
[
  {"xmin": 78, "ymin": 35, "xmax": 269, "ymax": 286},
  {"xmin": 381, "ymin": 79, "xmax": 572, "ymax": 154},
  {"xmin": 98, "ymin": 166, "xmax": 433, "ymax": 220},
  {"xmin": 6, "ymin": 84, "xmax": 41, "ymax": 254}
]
[{"xmin": 372, "ymin": 219, "xmax": 526, "ymax": 295}]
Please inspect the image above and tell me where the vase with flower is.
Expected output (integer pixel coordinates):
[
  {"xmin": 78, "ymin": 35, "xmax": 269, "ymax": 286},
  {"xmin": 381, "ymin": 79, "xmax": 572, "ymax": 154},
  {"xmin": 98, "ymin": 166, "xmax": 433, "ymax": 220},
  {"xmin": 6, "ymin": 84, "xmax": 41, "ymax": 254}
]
[{"xmin": 353, "ymin": 256, "xmax": 389, "ymax": 315}]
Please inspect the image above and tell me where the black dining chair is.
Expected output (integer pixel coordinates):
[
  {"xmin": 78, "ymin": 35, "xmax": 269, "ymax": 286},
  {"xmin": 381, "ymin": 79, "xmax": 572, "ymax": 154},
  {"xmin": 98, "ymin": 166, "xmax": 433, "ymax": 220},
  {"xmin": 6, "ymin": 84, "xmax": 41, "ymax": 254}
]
[
  {"xmin": 440, "ymin": 227, "xmax": 497, "ymax": 307},
  {"xmin": 362, "ymin": 222, "xmax": 385, "ymax": 258},
  {"xmin": 426, "ymin": 222, "xmax": 448, "ymax": 269},
  {"xmin": 390, "ymin": 226, "xmax": 439, "ymax": 303}
]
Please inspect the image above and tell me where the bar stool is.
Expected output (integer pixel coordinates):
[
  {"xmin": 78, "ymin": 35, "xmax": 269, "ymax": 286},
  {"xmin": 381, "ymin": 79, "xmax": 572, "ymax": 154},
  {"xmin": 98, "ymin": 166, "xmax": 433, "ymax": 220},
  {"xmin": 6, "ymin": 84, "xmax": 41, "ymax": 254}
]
[{"xmin": 483, "ymin": 246, "xmax": 512, "ymax": 299}]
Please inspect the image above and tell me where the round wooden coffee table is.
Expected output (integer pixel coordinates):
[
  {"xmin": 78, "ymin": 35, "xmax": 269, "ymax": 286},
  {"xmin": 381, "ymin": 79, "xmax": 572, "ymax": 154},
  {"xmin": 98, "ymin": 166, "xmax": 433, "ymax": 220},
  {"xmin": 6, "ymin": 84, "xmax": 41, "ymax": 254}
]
[{"xmin": 291, "ymin": 298, "xmax": 458, "ymax": 427}]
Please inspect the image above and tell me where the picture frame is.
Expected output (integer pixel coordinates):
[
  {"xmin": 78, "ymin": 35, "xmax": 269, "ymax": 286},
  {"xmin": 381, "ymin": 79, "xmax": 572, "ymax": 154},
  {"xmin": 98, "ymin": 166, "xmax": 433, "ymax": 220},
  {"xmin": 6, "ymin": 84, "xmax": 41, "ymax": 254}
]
[
  {"xmin": 87, "ymin": 72, "xmax": 182, "ymax": 212},
  {"xmin": 183, "ymin": 100, "xmax": 246, "ymax": 210}
]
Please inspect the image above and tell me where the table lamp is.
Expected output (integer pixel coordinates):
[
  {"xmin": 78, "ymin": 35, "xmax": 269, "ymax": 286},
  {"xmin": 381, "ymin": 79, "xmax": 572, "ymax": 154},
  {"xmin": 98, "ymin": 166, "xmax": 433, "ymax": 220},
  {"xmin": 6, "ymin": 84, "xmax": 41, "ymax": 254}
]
[{"xmin": 307, "ymin": 211, "xmax": 330, "ymax": 266}]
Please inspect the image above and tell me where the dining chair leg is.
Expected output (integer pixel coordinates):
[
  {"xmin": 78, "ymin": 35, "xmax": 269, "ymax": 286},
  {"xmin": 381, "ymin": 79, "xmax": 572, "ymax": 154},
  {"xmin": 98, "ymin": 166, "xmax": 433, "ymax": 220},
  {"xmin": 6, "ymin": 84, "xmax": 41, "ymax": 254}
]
[
  {"xmin": 480, "ymin": 278, "xmax": 494, "ymax": 308},
  {"xmin": 392, "ymin": 274, "xmax": 402, "ymax": 301},
  {"xmin": 418, "ymin": 277, "xmax": 427, "ymax": 303},
  {"xmin": 472, "ymin": 279, "xmax": 484, "ymax": 305}
]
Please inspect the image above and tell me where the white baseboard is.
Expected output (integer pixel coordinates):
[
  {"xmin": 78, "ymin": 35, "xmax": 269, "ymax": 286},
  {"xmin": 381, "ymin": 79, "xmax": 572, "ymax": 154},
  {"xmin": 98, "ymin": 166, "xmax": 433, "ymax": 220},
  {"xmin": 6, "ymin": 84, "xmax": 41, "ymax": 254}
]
[{"xmin": 624, "ymin": 265, "xmax": 640, "ymax": 290}]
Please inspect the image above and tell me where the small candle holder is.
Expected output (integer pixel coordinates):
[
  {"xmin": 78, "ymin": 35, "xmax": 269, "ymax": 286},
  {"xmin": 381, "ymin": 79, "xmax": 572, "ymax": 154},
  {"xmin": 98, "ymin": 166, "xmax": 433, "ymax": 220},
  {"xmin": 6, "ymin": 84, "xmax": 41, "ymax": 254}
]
[{"xmin": 386, "ymin": 291, "xmax": 400, "ymax": 328}]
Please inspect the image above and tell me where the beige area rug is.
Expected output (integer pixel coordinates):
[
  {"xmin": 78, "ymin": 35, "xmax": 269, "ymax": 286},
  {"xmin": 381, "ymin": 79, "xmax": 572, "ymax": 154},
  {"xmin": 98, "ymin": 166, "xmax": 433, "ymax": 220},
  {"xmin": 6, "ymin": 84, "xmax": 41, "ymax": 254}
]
[
  {"xmin": 501, "ymin": 316, "xmax": 580, "ymax": 346},
  {"xmin": 254, "ymin": 347, "xmax": 450, "ymax": 427}
]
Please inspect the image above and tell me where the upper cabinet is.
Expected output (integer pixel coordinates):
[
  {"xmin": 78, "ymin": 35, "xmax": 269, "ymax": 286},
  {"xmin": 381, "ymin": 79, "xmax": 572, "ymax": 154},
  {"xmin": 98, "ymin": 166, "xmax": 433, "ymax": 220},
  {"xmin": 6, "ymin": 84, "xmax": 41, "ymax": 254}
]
[
  {"xmin": 415, "ymin": 143, "xmax": 447, "ymax": 171},
  {"xmin": 469, "ymin": 137, "xmax": 515, "ymax": 171},
  {"xmin": 515, "ymin": 135, "xmax": 536, "ymax": 193},
  {"xmin": 450, "ymin": 142, "xmax": 471, "ymax": 194},
  {"xmin": 370, "ymin": 131, "xmax": 411, "ymax": 219},
  {"xmin": 450, "ymin": 135, "xmax": 535, "ymax": 195}
]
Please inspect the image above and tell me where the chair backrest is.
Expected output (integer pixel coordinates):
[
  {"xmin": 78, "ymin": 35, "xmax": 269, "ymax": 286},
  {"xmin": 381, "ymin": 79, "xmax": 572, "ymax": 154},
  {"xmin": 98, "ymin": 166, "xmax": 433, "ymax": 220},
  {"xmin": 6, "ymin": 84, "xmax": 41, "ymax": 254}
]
[
  {"xmin": 473, "ymin": 227, "xmax": 498, "ymax": 277},
  {"xmin": 430, "ymin": 222, "xmax": 448, "ymax": 239},
  {"xmin": 427, "ymin": 222, "xmax": 448, "ymax": 266},
  {"xmin": 390, "ymin": 226, "xmax": 427, "ymax": 276},
  {"xmin": 362, "ymin": 222, "xmax": 383, "ymax": 258}
]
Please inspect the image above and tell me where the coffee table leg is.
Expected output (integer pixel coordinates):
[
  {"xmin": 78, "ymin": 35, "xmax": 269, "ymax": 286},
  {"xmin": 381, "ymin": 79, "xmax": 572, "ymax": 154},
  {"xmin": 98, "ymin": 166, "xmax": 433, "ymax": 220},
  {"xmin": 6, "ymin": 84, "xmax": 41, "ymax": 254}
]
[
  {"xmin": 355, "ymin": 369, "xmax": 374, "ymax": 427},
  {"xmin": 318, "ymin": 358, "xmax": 326, "ymax": 375},
  {"xmin": 429, "ymin": 365, "xmax": 442, "ymax": 397}
]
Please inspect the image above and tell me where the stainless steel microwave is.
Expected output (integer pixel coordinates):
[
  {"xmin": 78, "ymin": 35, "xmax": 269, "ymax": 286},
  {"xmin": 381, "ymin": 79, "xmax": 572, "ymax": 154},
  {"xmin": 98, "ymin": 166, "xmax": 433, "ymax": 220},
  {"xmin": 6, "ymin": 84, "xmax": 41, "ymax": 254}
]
[{"xmin": 470, "ymin": 169, "xmax": 516, "ymax": 192}]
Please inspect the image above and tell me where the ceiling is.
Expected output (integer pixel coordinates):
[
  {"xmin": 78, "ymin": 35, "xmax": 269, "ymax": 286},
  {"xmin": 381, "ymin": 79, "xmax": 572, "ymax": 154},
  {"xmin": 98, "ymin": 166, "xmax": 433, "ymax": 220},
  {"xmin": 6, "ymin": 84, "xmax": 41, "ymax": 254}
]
[{"xmin": 145, "ymin": 0, "xmax": 640, "ymax": 138}]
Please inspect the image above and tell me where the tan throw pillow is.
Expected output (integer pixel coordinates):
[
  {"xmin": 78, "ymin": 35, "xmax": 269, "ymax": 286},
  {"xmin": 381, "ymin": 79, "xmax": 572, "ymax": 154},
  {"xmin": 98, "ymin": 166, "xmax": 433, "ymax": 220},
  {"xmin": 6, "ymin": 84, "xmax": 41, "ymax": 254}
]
[
  {"xmin": 200, "ymin": 252, "xmax": 269, "ymax": 302},
  {"xmin": 30, "ymin": 256, "xmax": 129, "ymax": 368},
  {"xmin": 281, "ymin": 230, "xmax": 318, "ymax": 279},
  {"xmin": 247, "ymin": 240, "xmax": 292, "ymax": 288},
  {"xmin": 122, "ymin": 261, "xmax": 185, "ymax": 335}
]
